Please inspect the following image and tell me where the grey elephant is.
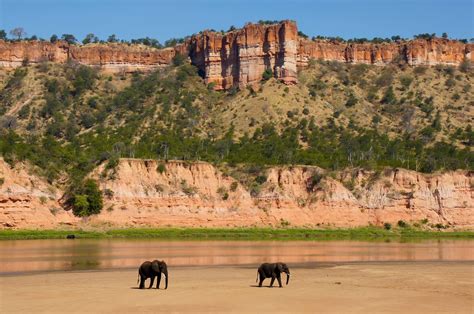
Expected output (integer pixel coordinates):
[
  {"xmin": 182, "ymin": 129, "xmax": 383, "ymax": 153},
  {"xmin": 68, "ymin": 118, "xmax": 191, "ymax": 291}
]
[
  {"xmin": 256, "ymin": 262, "xmax": 290, "ymax": 287},
  {"xmin": 137, "ymin": 260, "xmax": 168, "ymax": 289}
]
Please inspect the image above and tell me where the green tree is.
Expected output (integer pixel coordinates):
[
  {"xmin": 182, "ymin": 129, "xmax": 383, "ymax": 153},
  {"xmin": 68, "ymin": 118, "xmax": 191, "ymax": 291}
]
[
  {"xmin": 72, "ymin": 179, "xmax": 103, "ymax": 217},
  {"xmin": 61, "ymin": 34, "xmax": 77, "ymax": 44},
  {"xmin": 0, "ymin": 30, "xmax": 7, "ymax": 40},
  {"xmin": 82, "ymin": 33, "xmax": 98, "ymax": 45},
  {"xmin": 50, "ymin": 34, "xmax": 58, "ymax": 43}
]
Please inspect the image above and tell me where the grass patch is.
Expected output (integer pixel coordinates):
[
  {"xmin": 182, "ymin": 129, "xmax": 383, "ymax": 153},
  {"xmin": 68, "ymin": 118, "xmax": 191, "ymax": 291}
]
[{"xmin": 0, "ymin": 227, "xmax": 473, "ymax": 241}]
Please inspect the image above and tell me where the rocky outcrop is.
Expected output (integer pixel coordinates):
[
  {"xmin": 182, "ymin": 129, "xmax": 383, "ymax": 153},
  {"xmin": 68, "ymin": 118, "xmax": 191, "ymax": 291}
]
[
  {"xmin": 0, "ymin": 40, "xmax": 180, "ymax": 72},
  {"xmin": 0, "ymin": 20, "xmax": 472, "ymax": 88},
  {"xmin": 297, "ymin": 38, "xmax": 473, "ymax": 67},
  {"xmin": 1, "ymin": 158, "xmax": 472, "ymax": 229},
  {"xmin": 187, "ymin": 20, "xmax": 298, "ymax": 90},
  {"xmin": 0, "ymin": 158, "xmax": 76, "ymax": 228}
]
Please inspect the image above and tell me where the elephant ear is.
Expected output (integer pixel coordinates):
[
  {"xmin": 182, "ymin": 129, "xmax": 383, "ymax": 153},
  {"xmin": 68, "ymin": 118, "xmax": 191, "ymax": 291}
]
[
  {"xmin": 277, "ymin": 263, "xmax": 284, "ymax": 272},
  {"xmin": 151, "ymin": 260, "xmax": 160, "ymax": 272}
]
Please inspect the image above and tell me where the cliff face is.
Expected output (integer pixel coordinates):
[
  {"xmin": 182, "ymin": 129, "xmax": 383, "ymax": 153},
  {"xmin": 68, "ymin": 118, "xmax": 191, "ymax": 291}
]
[
  {"xmin": 0, "ymin": 40, "xmax": 179, "ymax": 72},
  {"xmin": 187, "ymin": 20, "xmax": 298, "ymax": 90},
  {"xmin": 297, "ymin": 38, "xmax": 473, "ymax": 67},
  {"xmin": 0, "ymin": 20, "xmax": 472, "ymax": 88},
  {"xmin": 1, "ymin": 158, "xmax": 472, "ymax": 229}
]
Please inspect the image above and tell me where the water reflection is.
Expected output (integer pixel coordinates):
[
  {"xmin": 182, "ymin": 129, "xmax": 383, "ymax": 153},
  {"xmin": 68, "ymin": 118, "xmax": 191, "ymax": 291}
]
[{"xmin": 0, "ymin": 240, "xmax": 472, "ymax": 274}]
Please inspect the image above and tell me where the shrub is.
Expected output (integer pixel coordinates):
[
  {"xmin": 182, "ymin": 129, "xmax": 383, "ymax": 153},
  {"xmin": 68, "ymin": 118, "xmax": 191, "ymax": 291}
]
[
  {"xmin": 255, "ymin": 175, "xmax": 267, "ymax": 184},
  {"xmin": 381, "ymin": 86, "xmax": 397, "ymax": 105},
  {"xmin": 157, "ymin": 163, "xmax": 166, "ymax": 174},
  {"xmin": 172, "ymin": 53, "xmax": 186, "ymax": 66},
  {"xmin": 71, "ymin": 179, "xmax": 103, "ymax": 217},
  {"xmin": 397, "ymin": 220, "xmax": 408, "ymax": 228},
  {"xmin": 103, "ymin": 189, "xmax": 114, "ymax": 199},
  {"xmin": 306, "ymin": 173, "xmax": 323, "ymax": 191},
  {"xmin": 0, "ymin": 177, "xmax": 4, "ymax": 186},
  {"xmin": 302, "ymin": 108, "xmax": 310, "ymax": 115},
  {"xmin": 181, "ymin": 180, "xmax": 197, "ymax": 196},
  {"xmin": 230, "ymin": 181, "xmax": 238, "ymax": 192},
  {"xmin": 383, "ymin": 222, "xmax": 392, "ymax": 230},
  {"xmin": 217, "ymin": 187, "xmax": 229, "ymax": 200},
  {"xmin": 262, "ymin": 69, "xmax": 273, "ymax": 81},
  {"xmin": 345, "ymin": 93, "xmax": 358, "ymax": 107},
  {"xmin": 375, "ymin": 68, "xmax": 394, "ymax": 87},
  {"xmin": 399, "ymin": 75, "xmax": 413, "ymax": 89}
]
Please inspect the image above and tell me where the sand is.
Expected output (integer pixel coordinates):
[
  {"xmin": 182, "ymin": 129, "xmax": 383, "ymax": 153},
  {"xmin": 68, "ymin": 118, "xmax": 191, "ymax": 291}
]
[{"xmin": 1, "ymin": 262, "xmax": 473, "ymax": 313}]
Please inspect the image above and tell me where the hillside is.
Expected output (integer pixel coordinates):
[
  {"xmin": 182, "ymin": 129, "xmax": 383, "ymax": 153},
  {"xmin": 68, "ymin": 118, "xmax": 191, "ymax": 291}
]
[{"xmin": 0, "ymin": 20, "xmax": 472, "ymax": 229}]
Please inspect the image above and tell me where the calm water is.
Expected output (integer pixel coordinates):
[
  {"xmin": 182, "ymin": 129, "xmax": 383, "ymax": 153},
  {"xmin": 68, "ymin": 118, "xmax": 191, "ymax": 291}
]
[{"xmin": 0, "ymin": 239, "xmax": 473, "ymax": 274}]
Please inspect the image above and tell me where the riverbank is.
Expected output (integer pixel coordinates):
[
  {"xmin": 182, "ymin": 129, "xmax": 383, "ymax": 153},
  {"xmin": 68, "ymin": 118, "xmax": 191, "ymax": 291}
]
[
  {"xmin": 0, "ymin": 227, "xmax": 473, "ymax": 240},
  {"xmin": 1, "ymin": 263, "xmax": 472, "ymax": 313}
]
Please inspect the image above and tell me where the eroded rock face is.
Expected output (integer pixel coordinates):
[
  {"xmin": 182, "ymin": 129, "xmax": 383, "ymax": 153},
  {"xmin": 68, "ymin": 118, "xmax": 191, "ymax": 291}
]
[
  {"xmin": 0, "ymin": 40, "xmax": 180, "ymax": 72},
  {"xmin": 1, "ymin": 158, "xmax": 472, "ymax": 229},
  {"xmin": 0, "ymin": 20, "xmax": 472, "ymax": 89},
  {"xmin": 187, "ymin": 20, "xmax": 298, "ymax": 90}
]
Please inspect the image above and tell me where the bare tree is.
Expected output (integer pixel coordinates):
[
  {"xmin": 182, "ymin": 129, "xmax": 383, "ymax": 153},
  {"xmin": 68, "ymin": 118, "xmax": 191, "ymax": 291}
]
[{"xmin": 9, "ymin": 27, "xmax": 26, "ymax": 40}]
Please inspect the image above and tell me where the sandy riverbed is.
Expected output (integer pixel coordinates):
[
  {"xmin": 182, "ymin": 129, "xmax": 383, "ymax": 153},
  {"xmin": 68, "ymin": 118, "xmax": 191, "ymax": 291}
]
[{"xmin": 1, "ymin": 262, "xmax": 473, "ymax": 313}]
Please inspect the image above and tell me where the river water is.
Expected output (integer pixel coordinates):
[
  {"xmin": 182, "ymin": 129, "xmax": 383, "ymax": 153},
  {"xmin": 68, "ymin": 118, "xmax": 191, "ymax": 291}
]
[{"xmin": 0, "ymin": 239, "xmax": 472, "ymax": 274}]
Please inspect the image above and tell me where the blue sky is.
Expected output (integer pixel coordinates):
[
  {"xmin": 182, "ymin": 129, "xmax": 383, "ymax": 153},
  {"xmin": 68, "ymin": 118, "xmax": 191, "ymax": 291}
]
[{"xmin": 1, "ymin": 0, "xmax": 473, "ymax": 42}]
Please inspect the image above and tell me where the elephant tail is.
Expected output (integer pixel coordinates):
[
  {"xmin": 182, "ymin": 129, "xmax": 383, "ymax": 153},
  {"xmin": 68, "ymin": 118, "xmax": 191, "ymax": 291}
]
[
  {"xmin": 137, "ymin": 272, "xmax": 140, "ymax": 285},
  {"xmin": 256, "ymin": 271, "xmax": 258, "ymax": 283}
]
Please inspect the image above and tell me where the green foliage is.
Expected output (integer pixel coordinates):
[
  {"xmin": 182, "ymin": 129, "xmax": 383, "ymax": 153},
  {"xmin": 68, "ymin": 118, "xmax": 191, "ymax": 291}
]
[
  {"xmin": 61, "ymin": 34, "xmax": 77, "ymax": 44},
  {"xmin": 345, "ymin": 93, "xmax": 358, "ymax": 107},
  {"xmin": 262, "ymin": 69, "xmax": 273, "ymax": 81},
  {"xmin": 157, "ymin": 163, "xmax": 166, "ymax": 174},
  {"xmin": 230, "ymin": 181, "xmax": 238, "ymax": 192},
  {"xmin": 399, "ymin": 75, "xmax": 413, "ymax": 89},
  {"xmin": 397, "ymin": 220, "xmax": 408, "ymax": 228},
  {"xmin": 383, "ymin": 223, "xmax": 392, "ymax": 230},
  {"xmin": 71, "ymin": 179, "xmax": 103, "ymax": 217},
  {"xmin": 381, "ymin": 86, "xmax": 397, "ymax": 105},
  {"xmin": 172, "ymin": 53, "xmax": 186, "ymax": 66}
]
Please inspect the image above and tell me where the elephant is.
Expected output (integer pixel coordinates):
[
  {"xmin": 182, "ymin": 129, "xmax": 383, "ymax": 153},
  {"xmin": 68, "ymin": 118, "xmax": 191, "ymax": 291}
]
[
  {"xmin": 137, "ymin": 260, "xmax": 168, "ymax": 289},
  {"xmin": 256, "ymin": 262, "xmax": 290, "ymax": 288}
]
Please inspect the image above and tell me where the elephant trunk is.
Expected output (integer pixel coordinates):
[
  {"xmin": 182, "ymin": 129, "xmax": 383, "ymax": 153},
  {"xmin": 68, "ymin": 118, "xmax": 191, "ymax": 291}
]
[{"xmin": 286, "ymin": 272, "xmax": 290, "ymax": 285}]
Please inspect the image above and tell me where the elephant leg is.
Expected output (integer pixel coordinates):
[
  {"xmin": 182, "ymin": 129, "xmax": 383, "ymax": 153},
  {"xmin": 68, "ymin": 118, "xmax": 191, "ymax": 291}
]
[
  {"xmin": 270, "ymin": 276, "xmax": 275, "ymax": 287},
  {"xmin": 277, "ymin": 275, "xmax": 282, "ymax": 288},
  {"xmin": 157, "ymin": 274, "xmax": 162, "ymax": 289},
  {"xmin": 148, "ymin": 276, "xmax": 155, "ymax": 289},
  {"xmin": 259, "ymin": 277, "xmax": 265, "ymax": 287},
  {"xmin": 139, "ymin": 276, "xmax": 146, "ymax": 289}
]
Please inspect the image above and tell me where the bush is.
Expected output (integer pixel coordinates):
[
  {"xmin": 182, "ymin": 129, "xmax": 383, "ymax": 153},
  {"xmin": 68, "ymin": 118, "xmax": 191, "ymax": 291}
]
[
  {"xmin": 345, "ymin": 93, "xmax": 358, "ymax": 107},
  {"xmin": 157, "ymin": 163, "xmax": 166, "ymax": 174},
  {"xmin": 262, "ymin": 69, "xmax": 273, "ymax": 81},
  {"xmin": 383, "ymin": 222, "xmax": 392, "ymax": 230},
  {"xmin": 255, "ymin": 175, "xmax": 267, "ymax": 184},
  {"xmin": 71, "ymin": 179, "xmax": 103, "ymax": 217},
  {"xmin": 230, "ymin": 181, "xmax": 238, "ymax": 192},
  {"xmin": 381, "ymin": 86, "xmax": 397, "ymax": 105},
  {"xmin": 397, "ymin": 220, "xmax": 408, "ymax": 228},
  {"xmin": 399, "ymin": 75, "xmax": 413, "ymax": 89},
  {"xmin": 172, "ymin": 53, "xmax": 186, "ymax": 66}
]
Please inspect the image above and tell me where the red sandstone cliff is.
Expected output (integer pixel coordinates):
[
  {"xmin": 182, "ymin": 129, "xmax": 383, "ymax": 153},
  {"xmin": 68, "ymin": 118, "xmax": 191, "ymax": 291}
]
[
  {"xmin": 187, "ymin": 20, "xmax": 298, "ymax": 90},
  {"xmin": 1, "ymin": 158, "xmax": 472, "ymax": 229},
  {"xmin": 0, "ymin": 40, "xmax": 180, "ymax": 72},
  {"xmin": 0, "ymin": 21, "xmax": 472, "ymax": 89}
]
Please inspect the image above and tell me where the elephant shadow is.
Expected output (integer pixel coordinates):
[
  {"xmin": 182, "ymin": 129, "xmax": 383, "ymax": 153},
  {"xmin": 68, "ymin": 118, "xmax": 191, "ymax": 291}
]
[{"xmin": 249, "ymin": 285, "xmax": 279, "ymax": 288}]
